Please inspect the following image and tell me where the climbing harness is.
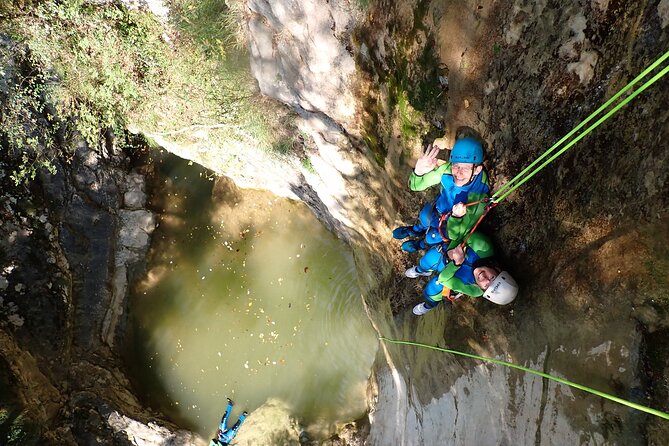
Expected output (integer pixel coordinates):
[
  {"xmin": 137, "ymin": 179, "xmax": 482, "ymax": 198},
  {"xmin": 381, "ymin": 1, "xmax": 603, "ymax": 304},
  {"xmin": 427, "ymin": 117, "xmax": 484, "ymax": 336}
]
[
  {"xmin": 397, "ymin": 50, "xmax": 669, "ymax": 420},
  {"xmin": 440, "ymin": 49, "xmax": 669, "ymax": 249},
  {"xmin": 445, "ymin": 291, "xmax": 463, "ymax": 302},
  {"xmin": 459, "ymin": 199, "xmax": 496, "ymax": 247},
  {"xmin": 436, "ymin": 198, "xmax": 495, "ymax": 302},
  {"xmin": 421, "ymin": 50, "xmax": 668, "ymax": 292},
  {"xmin": 437, "ymin": 200, "xmax": 478, "ymax": 242},
  {"xmin": 437, "ymin": 198, "xmax": 496, "ymax": 248},
  {"xmin": 379, "ymin": 337, "xmax": 669, "ymax": 420}
]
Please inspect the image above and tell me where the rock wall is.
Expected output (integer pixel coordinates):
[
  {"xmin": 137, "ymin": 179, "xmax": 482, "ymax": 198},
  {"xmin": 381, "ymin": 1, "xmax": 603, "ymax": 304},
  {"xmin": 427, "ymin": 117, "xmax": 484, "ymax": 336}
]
[
  {"xmin": 240, "ymin": 0, "xmax": 669, "ymax": 444},
  {"xmin": 0, "ymin": 133, "xmax": 205, "ymax": 443},
  {"xmin": 0, "ymin": 33, "xmax": 201, "ymax": 442},
  {"xmin": 129, "ymin": 0, "xmax": 669, "ymax": 443},
  {"xmin": 2, "ymin": 0, "xmax": 668, "ymax": 444},
  {"xmin": 247, "ymin": 0, "xmax": 359, "ymax": 128},
  {"xmin": 148, "ymin": 0, "xmax": 405, "ymax": 284}
]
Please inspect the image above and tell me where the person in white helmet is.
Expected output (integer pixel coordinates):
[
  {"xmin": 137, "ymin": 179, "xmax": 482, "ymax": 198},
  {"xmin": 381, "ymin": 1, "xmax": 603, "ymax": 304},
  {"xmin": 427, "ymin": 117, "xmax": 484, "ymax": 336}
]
[{"xmin": 412, "ymin": 231, "xmax": 519, "ymax": 316}]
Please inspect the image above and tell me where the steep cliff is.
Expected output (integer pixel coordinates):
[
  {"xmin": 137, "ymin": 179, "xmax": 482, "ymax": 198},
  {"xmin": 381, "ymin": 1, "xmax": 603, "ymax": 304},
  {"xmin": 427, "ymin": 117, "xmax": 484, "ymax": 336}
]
[
  {"xmin": 243, "ymin": 0, "xmax": 669, "ymax": 444},
  {"xmin": 0, "ymin": 32, "xmax": 200, "ymax": 443},
  {"xmin": 1, "ymin": 0, "xmax": 668, "ymax": 444}
]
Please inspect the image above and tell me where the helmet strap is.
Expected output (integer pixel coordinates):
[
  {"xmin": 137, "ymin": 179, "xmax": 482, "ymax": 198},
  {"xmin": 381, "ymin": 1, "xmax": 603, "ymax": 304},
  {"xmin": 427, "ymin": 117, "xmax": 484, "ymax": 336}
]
[{"xmin": 463, "ymin": 164, "xmax": 480, "ymax": 186}]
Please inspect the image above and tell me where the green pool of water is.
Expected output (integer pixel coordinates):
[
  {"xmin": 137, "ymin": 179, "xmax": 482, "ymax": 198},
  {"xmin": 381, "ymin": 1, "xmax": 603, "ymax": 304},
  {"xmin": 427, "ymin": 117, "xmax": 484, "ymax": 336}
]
[{"xmin": 127, "ymin": 156, "xmax": 378, "ymax": 439}]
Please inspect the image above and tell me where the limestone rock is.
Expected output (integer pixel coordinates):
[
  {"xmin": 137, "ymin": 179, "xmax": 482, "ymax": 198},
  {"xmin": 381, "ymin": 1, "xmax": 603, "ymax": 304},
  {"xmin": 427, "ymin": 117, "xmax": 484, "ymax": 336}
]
[
  {"xmin": 247, "ymin": 0, "xmax": 358, "ymax": 127},
  {"xmin": 119, "ymin": 209, "xmax": 156, "ymax": 249},
  {"xmin": 124, "ymin": 172, "xmax": 148, "ymax": 209},
  {"xmin": 660, "ymin": 0, "xmax": 669, "ymax": 29},
  {"xmin": 106, "ymin": 411, "xmax": 203, "ymax": 445},
  {"xmin": 87, "ymin": 0, "xmax": 170, "ymax": 20},
  {"xmin": 232, "ymin": 398, "xmax": 301, "ymax": 445}
]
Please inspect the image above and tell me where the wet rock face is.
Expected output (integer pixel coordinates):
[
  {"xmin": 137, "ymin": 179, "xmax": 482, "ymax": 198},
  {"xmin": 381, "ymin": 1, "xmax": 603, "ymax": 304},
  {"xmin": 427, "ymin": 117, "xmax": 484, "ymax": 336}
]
[
  {"xmin": 239, "ymin": 0, "xmax": 405, "ymax": 276},
  {"xmin": 300, "ymin": 0, "xmax": 668, "ymax": 444},
  {"xmin": 1, "ymin": 136, "xmax": 215, "ymax": 444},
  {"xmin": 233, "ymin": 0, "xmax": 669, "ymax": 442},
  {"xmin": 482, "ymin": 0, "xmax": 669, "ymax": 285},
  {"xmin": 0, "ymin": 37, "xmax": 193, "ymax": 440},
  {"xmin": 0, "ymin": 136, "xmax": 179, "ymax": 444},
  {"xmin": 36, "ymin": 142, "xmax": 159, "ymax": 353}
]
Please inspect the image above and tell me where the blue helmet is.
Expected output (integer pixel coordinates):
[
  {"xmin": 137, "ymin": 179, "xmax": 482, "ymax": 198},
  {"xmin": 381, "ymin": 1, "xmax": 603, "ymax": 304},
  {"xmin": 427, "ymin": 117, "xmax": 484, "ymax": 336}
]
[{"xmin": 449, "ymin": 138, "xmax": 483, "ymax": 164}]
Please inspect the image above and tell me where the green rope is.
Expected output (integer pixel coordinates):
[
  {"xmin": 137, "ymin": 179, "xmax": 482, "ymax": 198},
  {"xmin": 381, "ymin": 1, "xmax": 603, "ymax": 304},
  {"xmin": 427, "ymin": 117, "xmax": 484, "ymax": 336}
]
[
  {"xmin": 494, "ymin": 63, "xmax": 669, "ymax": 203},
  {"xmin": 492, "ymin": 49, "xmax": 669, "ymax": 203},
  {"xmin": 379, "ymin": 337, "xmax": 669, "ymax": 420},
  {"xmin": 493, "ymin": 49, "xmax": 669, "ymax": 199}
]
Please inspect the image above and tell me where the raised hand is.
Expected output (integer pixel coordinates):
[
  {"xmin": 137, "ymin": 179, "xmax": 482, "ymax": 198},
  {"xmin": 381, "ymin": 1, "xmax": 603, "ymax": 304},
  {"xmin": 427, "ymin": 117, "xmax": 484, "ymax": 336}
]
[{"xmin": 414, "ymin": 144, "xmax": 441, "ymax": 176}]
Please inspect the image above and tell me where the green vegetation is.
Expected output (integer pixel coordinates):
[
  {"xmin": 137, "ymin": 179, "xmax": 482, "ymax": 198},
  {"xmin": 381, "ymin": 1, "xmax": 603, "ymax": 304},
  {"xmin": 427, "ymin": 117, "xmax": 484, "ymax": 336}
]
[
  {"xmin": 396, "ymin": 85, "xmax": 422, "ymax": 140},
  {"xmin": 0, "ymin": 0, "xmax": 298, "ymax": 184},
  {"xmin": 0, "ymin": 47, "xmax": 58, "ymax": 185},
  {"xmin": 273, "ymin": 137, "xmax": 296, "ymax": 156},
  {"xmin": 0, "ymin": 361, "xmax": 38, "ymax": 445},
  {"xmin": 354, "ymin": 2, "xmax": 441, "ymax": 166},
  {"xmin": 644, "ymin": 223, "xmax": 669, "ymax": 305},
  {"xmin": 356, "ymin": 0, "xmax": 371, "ymax": 9},
  {"xmin": 301, "ymin": 156, "xmax": 315, "ymax": 173},
  {"xmin": 169, "ymin": 0, "xmax": 246, "ymax": 58},
  {"xmin": 4, "ymin": 411, "xmax": 39, "ymax": 446},
  {"xmin": 383, "ymin": 42, "xmax": 437, "ymax": 147},
  {"xmin": 2, "ymin": 1, "xmax": 170, "ymax": 165}
]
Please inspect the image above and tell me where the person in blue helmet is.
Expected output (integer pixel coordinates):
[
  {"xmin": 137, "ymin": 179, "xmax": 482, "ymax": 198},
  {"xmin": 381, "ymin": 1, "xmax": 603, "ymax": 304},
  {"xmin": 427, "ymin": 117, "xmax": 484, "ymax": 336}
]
[
  {"xmin": 209, "ymin": 398, "xmax": 248, "ymax": 446},
  {"xmin": 393, "ymin": 136, "xmax": 491, "ymax": 277}
]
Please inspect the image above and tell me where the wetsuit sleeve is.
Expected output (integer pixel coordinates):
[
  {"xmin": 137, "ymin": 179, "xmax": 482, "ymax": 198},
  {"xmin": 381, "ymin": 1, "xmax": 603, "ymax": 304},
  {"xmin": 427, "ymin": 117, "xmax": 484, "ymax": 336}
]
[
  {"xmin": 408, "ymin": 163, "xmax": 452, "ymax": 191},
  {"xmin": 467, "ymin": 232, "xmax": 495, "ymax": 258},
  {"xmin": 437, "ymin": 263, "xmax": 483, "ymax": 297},
  {"xmin": 437, "ymin": 261, "xmax": 458, "ymax": 284},
  {"xmin": 448, "ymin": 277, "xmax": 484, "ymax": 297}
]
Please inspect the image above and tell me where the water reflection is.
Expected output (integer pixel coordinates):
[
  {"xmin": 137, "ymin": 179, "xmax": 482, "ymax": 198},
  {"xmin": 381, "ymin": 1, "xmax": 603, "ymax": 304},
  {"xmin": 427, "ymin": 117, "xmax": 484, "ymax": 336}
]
[{"xmin": 127, "ymin": 156, "xmax": 378, "ymax": 439}]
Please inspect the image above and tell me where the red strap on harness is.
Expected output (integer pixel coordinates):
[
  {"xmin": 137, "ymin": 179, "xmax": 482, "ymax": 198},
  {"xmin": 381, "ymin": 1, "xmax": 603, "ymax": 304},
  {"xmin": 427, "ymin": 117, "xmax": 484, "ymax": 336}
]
[
  {"xmin": 438, "ymin": 199, "xmax": 497, "ymax": 303},
  {"xmin": 437, "ymin": 211, "xmax": 453, "ymax": 242},
  {"xmin": 446, "ymin": 292, "xmax": 463, "ymax": 302},
  {"xmin": 459, "ymin": 200, "xmax": 497, "ymax": 249},
  {"xmin": 437, "ymin": 199, "xmax": 491, "ymax": 243}
]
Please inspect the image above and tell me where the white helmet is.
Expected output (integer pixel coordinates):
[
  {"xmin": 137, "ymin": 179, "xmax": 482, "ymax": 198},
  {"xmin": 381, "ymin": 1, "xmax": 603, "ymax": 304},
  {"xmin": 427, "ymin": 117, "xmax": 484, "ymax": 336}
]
[{"xmin": 483, "ymin": 271, "xmax": 518, "ymax": 305}]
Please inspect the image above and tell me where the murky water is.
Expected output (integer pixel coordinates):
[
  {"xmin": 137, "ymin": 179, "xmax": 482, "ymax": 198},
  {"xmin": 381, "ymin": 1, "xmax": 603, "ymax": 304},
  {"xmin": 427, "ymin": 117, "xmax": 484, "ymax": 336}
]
[{"xmin": 127, "ymin": 156, "xmax": 378, "ymax": 439}]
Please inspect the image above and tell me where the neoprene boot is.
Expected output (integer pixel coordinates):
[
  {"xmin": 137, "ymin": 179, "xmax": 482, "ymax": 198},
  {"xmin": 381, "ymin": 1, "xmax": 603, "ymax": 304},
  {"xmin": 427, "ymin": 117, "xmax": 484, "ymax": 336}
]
[{"xmin": 392, "ymin": 225, "xmax": 422, "ymax": 239}]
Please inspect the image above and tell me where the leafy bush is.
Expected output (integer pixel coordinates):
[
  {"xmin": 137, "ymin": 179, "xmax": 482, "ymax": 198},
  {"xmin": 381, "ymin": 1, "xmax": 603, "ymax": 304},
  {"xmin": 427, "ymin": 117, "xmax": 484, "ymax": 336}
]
[
  {"xmin": 0, "ymin": 45, "xmax": 58, "ymax": 185},
  {"xmin": 1, "ymin": 0, "xmax": 299, "ymax": 184},
  {"xmin": 168, "ymin": 0, "xmax": 247, "ymax": 58},
  {"xmin": 22, "ymin": 1, "xmax": 169, "ymax": 147}
]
